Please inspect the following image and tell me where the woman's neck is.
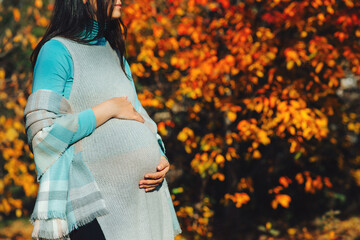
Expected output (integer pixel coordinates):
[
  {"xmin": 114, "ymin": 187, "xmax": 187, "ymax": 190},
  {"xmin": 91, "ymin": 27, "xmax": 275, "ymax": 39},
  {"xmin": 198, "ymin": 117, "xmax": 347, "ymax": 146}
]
[{"xmin": 80, "ymin": 18, "xmax": 107, "ymax": 45}]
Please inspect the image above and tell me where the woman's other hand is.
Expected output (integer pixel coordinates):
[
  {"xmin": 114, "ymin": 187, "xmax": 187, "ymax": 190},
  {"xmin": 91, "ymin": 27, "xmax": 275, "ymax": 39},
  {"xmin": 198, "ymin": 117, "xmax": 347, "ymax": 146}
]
[
  {"xmin": 92, "ymin": 96, "xmax": 145, "ymax": 128},
  {"xmin": 109, "ymin": 96, "xmax": 145, "ymax": 122},
  {"xmin": 139, "ymin": 156, "xmax": 170, "ymax": 192}
]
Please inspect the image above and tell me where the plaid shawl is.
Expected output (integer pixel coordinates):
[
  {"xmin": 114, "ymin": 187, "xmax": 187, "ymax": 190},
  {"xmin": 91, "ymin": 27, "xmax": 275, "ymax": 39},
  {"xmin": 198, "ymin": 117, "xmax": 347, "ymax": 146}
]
[{"xmin": 23, "ymin": 89, "xmax": 109, "ymax": 240}]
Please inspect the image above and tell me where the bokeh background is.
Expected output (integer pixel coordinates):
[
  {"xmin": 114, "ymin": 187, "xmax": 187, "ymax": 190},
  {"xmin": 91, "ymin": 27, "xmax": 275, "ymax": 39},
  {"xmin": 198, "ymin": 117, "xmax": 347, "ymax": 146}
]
[{"xmin": 1, "ymin": 0, "xmax": 360, "ymax": 239}]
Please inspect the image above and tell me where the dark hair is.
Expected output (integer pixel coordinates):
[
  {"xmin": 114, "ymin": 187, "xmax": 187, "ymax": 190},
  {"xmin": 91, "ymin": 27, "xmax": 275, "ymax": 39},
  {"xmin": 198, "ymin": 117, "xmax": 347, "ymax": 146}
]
[{"xmin": 30, "ymin": 0, "xmax": 129, "ymax": 79}]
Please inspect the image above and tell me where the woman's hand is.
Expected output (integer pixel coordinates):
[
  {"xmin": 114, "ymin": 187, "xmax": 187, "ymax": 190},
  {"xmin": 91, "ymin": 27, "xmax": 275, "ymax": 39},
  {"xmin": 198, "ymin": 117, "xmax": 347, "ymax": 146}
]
[
  {"xmin": 139, "ymin": 156, "xmax": 170, "ymax": 192},
  {"xmin": 109, "ymin": 96, "xmax": 145, "ymax": 122},
  {"xmin": 91, "ymin": 96, "xmax": 144, "ymax": 128}
]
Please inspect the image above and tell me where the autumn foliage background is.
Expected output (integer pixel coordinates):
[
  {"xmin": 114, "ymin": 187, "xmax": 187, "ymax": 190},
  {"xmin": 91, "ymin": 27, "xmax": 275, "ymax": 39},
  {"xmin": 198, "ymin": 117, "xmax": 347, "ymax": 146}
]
[{"xmin": 1, "ymin": 0, "xmax": 360, "ymax": 239}]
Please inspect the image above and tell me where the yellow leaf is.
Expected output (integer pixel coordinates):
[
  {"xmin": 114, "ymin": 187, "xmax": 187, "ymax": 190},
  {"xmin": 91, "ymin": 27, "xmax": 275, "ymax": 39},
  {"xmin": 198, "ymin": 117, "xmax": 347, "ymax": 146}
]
[
  {"xmin": 1, "ymin": 199, "xmax": 11, "ymax": 214},
  {"xmin": 6, "ymin": 128, "xmax": 18, "ymax": 141},
  {"xmin": 225, "ymin": 55, "xmax": 235, "ymax": 65},
  {"xmin": 295, "ymin": 173, "xmax": 304, "ymax": 184},
  {"xmin": 252, "ymin": 150, "xmax": 261, "ymax": 159},
  {"xmin": 177, "ymin": 131, "xmax": 187, "ymax": 142},
  {"xmin": 226, "ymin": 152, "xmax": 232, "ymax": 161},
  {"xmin": 266, "ymin": 222, "xmax": 272, "ymax": 230},
  {"xmin": 226, "ymin": 136, "xmax": 233, "ymax": 145},
  {"xmin": 227, "ymin": 111, "xmax": 237, "ymax": 122},
  {"xmin": 288, "ymin": 126, "xmax": 296, "ymax": 135},
  {"xmin": 165, "ymin": 99, "xmax": 174, "ymax": 109},
  {"xmin": 193, "ymin": 104, "xmax": 201, "ymax": 113},
  {"xmin": 0, "ymin": 180, "xmax": 4, "ymax": 194},
  {"xmin": 286, "ymin": 60, "xmax": 294, "ymax": 70},
  {"xmin": 267, "ymin": 52, "xmax": 276, "ymax": 60},
  {"xmin": 301, "ymin": 31, "xmax": 308, "ymax": 38},
  {"xmin": 35, "ymin": 0, "xmax": 43, "ymax": 8},
  {"xmin": 212, "ymin": 173, "xmax": 225, "ymax": 181},
  {"xmin": 203, "ymin": 144, "xmax": 210, "ymax": 151},
  {"xmin": 254, "ymin": 102, "xmax": 263, "ymax": 113},
  {"xmin": 16, "ymin": 209, "xmax": 22, "ymax": 217},
  {"xmin": 185, "ymin": 206, "xmax": 194, "ymax": 217},
  {"xmin": 159, "ymin": 128, "xmax": 168, "ymax": 136},
  {"xmin": 315, "ymin": 62, "xmax": 324, "ymax": 73},
  {"xmin": 233, "ymin": 192, "xmax": 250, "ymax": 208},
  {"xmin": 279, "ymin": 176, "xmax": 292, "ymax": 188},
  {"xmin": 184, "ymin": 127, "xmax": 194, "ymax": 137},
  {"xmin": 351, "ymin": 169, "xmax": 360, "ymax": 186},
  {"xmin": 215, "ymin": 154, "xmax": 225, "ymax": 164},
  {"xmin": 151, "ymin": 99, "xmax": 160, "ymax": 107},
  {"xmin": 256, "ymin": 70, "xmax": 264, "ymax": 78},
  {"xmin": 13, "ymin": 8, "xmax": 21, "ymax": 22},
  {"xmin": 276, "ymin": 194, "xmax": 291, "ymax": 208},
  {"xmin": 271, "ymin": 199, "xmax": 278, "ymax": 209},
  {"xmin": 287, "ymin": 228, "xmax": 297, "ymax": 235},
  {"xmin": 258, "ymin": 131, "xmax": 270, "ymax": 145},
  {"xmin": 327, "ymin": 6, "xmax": 334, "ymax": 14},
  {"xmin": 0, "ymin": 69, "xmax": 5, "ymax": 80},
  {"xmin": 37, "ymin": 17, "xmax": 49, "ymax": 27}
]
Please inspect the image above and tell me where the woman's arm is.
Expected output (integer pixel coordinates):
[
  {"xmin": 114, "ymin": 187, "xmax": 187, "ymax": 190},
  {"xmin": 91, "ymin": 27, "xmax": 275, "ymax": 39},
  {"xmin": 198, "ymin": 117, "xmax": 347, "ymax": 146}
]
[{"xmin": 32, "ymin": 39, "xmax": 113, "ymax": 144}]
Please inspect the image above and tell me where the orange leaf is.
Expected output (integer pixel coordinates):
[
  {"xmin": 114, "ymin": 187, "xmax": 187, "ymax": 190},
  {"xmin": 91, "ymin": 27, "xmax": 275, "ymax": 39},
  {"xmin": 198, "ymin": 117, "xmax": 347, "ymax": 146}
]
[
  {"xmin": 13, "ymin": 8, "xmax": 21, "ymax": 22},
  {"xmin": 275, "ymin": 194, "xmax": 291, "ymax": 208},
  {"xmin": 315, "ymin": 62, "xmax": 324, "ymax": 73}
]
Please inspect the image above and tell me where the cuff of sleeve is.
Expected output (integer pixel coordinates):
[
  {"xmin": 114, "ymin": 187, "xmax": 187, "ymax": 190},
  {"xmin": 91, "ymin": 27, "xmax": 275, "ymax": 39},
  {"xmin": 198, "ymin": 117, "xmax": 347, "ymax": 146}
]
[
  {"xmin": 78, "ymin": 108, "xmax": 97, "ymax": 134},
  {"xmin": 157, "ymin": 135, "xmax": 166, "ymax": 153}
]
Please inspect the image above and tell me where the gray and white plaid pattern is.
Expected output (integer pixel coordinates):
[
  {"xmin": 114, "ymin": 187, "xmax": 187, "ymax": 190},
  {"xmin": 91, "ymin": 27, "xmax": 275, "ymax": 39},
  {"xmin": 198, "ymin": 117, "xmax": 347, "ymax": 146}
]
[{"xmin": 23, "ymin": 89, "xmax": 109, "ymax": 240}]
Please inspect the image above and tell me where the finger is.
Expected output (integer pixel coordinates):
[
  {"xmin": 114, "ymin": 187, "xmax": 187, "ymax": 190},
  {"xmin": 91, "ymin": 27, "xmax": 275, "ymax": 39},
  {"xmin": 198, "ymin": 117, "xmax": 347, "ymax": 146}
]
[
  {"xmin": 157, "ymin": 164, "xmax": 170, "ymax": 173},
  {"xmin": 140, "ymin": 178, "xmax": 164, "ymax": 186},
  {"xmin": 137, "ymin": 113, "xmax": 145, "ymax": 123},
  {"xmin": 139, "ymin": 178, "xmax": 164, "ymax": 186},
  {"xmin": 145, "ymin": 187, "xmax": 156, "ymax": 192},
  {"xmin": 144, "ymin": 171, "xmax": 164, "ymax": 180},
  {"xmin": 131, "ymin": 111, "xmax": 143, "ymax": 123},
  {"xmin": 160, "ymin": 155, "xmax": 169, "ymax": 163},
  {"xmin": 157, "ymin": 163, "xmax": 166, "ymax": 171},
  {"xmin": 143, "ymin": 183, "xmax": 160, "ymax": 188},
  {"xmin": 156, "ymin": 161, "xmax": 167, "ymax": 171},
  {"xmin": 157, "ymin": 159, "xmax": 170, "ymax": 171},
  {"xmin": 140, "ymin": 183, "xmax": 161, "ymax": 189}
]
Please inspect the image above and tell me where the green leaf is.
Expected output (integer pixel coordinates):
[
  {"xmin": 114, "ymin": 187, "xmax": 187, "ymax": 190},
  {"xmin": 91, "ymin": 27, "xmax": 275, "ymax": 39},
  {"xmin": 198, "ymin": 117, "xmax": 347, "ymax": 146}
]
[
  {"xmin": 269, "ymin": 229, "xmax": 280, "ymax": 236},
  {"xmin": 172, "ymin": 187, "xmax": 184, "ymax": 194},
  {"xmin": 257, "ymin": 225, "xmax": 266, "ymax": 232},
  {"xmin": 294, "ymin": 151, "xmax": 302, "ymax": 160}
]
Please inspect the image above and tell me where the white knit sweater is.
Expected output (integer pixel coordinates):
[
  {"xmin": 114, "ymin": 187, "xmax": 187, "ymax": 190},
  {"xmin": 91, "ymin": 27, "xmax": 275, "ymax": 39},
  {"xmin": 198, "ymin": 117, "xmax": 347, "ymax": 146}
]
[{"xmin": 51, "ymin": 36, "xmax": 182, "ymax": 240}]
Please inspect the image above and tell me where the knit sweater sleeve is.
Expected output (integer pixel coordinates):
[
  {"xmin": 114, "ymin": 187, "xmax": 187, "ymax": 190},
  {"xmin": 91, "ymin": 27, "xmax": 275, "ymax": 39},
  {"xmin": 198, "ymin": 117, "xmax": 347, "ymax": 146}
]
[
  {"xmin": 32, "ymin": 39, "xmax": 97, "ymax": 145},
  {"xmin": 123, "ymin": 57, "xmax": 169, "ymax": 163}
]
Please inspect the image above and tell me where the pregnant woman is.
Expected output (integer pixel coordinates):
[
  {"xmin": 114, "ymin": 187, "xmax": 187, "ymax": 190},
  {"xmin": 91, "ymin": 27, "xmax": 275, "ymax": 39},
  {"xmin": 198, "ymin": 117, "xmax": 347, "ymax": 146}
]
[{"xmin": 23, "ymin": 0, "xmax": 182, "ymax": 239}]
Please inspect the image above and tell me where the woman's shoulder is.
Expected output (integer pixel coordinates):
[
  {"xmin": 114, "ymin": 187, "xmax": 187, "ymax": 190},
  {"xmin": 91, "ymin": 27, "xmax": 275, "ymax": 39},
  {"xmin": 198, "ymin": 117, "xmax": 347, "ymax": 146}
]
[
  {"xmin": 33, "ymin": 38, "xmax": 74, "ymax": 93},
  {"xmin": 39, "ymin": 38, "xmax": 71, "ymax": 59},
  {"xmin": 35, "ymin": 38, "xmax": 73, "ymax": 72}
]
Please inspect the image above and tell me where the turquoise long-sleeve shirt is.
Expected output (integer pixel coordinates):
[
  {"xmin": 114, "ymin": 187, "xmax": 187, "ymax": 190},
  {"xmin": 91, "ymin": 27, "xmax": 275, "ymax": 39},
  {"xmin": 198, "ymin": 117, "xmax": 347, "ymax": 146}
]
[{"xmin": 32, "ymin": 19, "xmax": 168, "ymax": 161}]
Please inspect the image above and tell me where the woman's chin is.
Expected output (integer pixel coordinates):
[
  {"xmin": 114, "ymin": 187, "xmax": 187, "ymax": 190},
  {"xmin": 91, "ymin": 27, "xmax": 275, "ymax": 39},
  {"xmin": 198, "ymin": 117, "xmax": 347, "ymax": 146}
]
[{"xmin": 111, "ymin": 12, "xmax": 121, "ymax": 19}]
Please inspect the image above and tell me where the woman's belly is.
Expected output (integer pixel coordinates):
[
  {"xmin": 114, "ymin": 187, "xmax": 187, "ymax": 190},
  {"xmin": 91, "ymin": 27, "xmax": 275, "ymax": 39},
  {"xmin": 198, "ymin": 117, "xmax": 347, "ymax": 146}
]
[{"xmin": 81, "ymin": 118, "xmax": 162, "ymax": 186}]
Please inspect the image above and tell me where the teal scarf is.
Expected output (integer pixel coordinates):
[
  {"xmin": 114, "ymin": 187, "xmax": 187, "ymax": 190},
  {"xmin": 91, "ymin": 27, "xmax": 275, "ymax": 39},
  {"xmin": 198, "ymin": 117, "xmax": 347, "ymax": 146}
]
[{"xmin": 23, "ymin": 89, "xmax": 109, "ymax": 239}]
